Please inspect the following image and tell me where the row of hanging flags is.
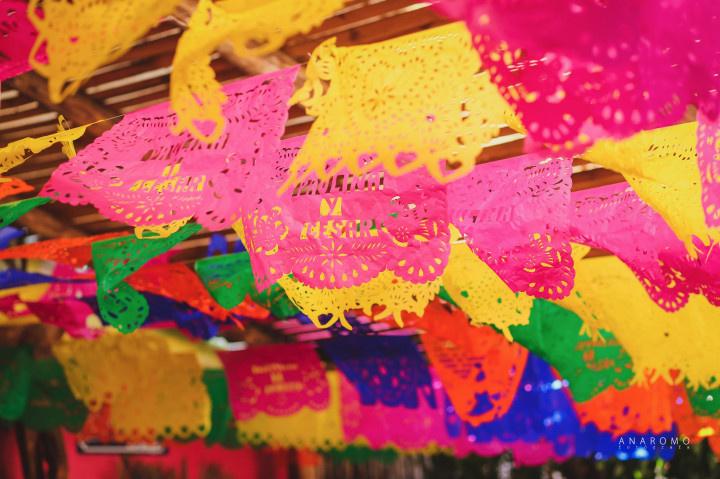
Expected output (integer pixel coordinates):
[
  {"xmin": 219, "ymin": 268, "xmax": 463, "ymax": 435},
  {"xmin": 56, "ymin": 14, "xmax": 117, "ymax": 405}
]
[
  {"xmin": 2, "ymin": 0, "xmax": 720, "ymax": 463},
  {"xmin": 0, "ymin": 235, "xmax": 718, "ymax": 462},
  {"xmin": 1, "ymin": 220, "xmax": 719, "ymax": 395},
  {"xmin": 0, "ymin": 318, "xmax": 716, "ymax": 465}
]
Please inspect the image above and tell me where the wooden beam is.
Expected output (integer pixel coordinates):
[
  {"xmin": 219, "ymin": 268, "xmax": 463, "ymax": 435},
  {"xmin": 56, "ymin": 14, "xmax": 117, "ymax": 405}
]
[
  {"xmin": 16, "ymin": 208, "xmax": 86, "ymax": 238},
  {"xmin": 571, "ymin": 168, "xmax": 625, "ymax": 191},
  {"xmin": 173, "ymin": 0, "xmax": 305, "ymax": 85},
  {"xmin": 283, "ymin": 7, "xmax": 445, "ymax": 60},
  {"xmin": 217, "ymin": 44, "xmax": 306, "ymax": 87},
  {"xmin": 12, "ymin": 71, "xmax": 120, "ymax": 137}
]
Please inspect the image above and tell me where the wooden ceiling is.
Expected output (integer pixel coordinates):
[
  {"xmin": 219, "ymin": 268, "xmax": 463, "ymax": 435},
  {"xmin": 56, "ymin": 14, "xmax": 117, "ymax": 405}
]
[{"xmin": 0, "ymin": 0, "xmax": 625, "ymax": 261}]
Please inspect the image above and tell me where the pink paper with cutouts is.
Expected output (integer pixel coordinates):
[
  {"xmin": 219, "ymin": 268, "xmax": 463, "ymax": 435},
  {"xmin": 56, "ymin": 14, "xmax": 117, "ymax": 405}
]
[
  {"xmin": 448, "ymin": 154, "xmax": 574, "ymax": 299},
  {"xmin": 0, "ymin": 2, "xmax": 37, "ymax": 81},
  {"xmin": 339, "ymin": 372, "xmax": 570, "ymax": 465},
  {"xmin": 0, "ymin": 294, "xmax": 99, "ymax": 339},
  {"xmin": 339, "ymin": 373, "xmax": 452, "ymax": 450},
  {"xmin": 453, "ymin": 436, "xmax": 570, "ymax": 466},
  {"xmin": 435, "ymin": 0, "xmax": 719, "ymax": 150},
  {"xmin": 42, "ymin": 67, "xmax": 298, "ymax": 231},
  {"xmin": 572, "ymin": 182, "xmax": 720, "ymax": 309},
  {"xmin": 698, "ymin": 111, "xmax": 720, "ymax": 227},
  {"xmin": 41, "ymin": 282, "xmax": 97, "ymax": 302},
  {"xmin": 240, "ymin": 136, "xmax": 450, "ymax": 290},
  {"xmin": 219, "ymin": 343, "xmax": 330, "ymax": 421},
  {"xmin": 660, "ymin": 237, "xmax": 720, "ymax": 308},
  {"xmin": 26, "ymin": 300, "xmax": 100, "ymax": 339},
  {"xmin": 570, "ymin": 183, "xmax": 692, "ymax": 311}
]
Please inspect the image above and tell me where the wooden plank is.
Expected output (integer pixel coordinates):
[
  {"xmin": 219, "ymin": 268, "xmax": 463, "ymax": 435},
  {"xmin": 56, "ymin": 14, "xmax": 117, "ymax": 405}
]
[
  {"xmin": 283, "ymin": 6, "xmax": 446, "ymax": 60},
  {"xmin": 7, "ymin": 151, "xmax": 66, "ymax": 176},
  {"xmin": 99, "ymin": 56, "xmax": 243, "ymax": 106},
  {"xmin": 0, "ymin": 91, "xmax": 38, "ymax": 110},
  {"xmin": 0, "ymin": 117, "xmax": 59, "ymax": 140},
  {"xmin": 82, "ymin": 52, "xmax": 176, "ymax": 90},
  {"xmin": 1, "ymin": 124, "xmax": 58, "ymax": 142},
  {"xmin": 0, "ymin": 102, "xmax": 48, "ymax": 123},
  {"xmin": 285, "ymin": 0, "xmax": 430, "ymax": 45},
  {"xmin": 79, "ymin": 223, "xmax": 131, "ymax": 235},
  {"xmin": 217, "ymin": 47, "xmax": 302, "ymax": 86},
  {"xmin": 12, "ymin": 72, "xmax": 121, "ymax": 137},
  {"xmin": 91, "ymin": 74, "xmax": 172, "ymax": 101},
  {"xmin": 16, "ymin": 207, "xmax": 86, "ymax": 238},
  {"xmin": 571, "ymin": 168, "xmax": 625, "ymax": 191},
  {"xmin": 586, "ymin": 248, "xmax": 612, "ymax": 258},
  {"xmin": 110, "ymin": 34, "xmax": 182, "ymax": 66},
  {"xmin": 283, "ymin": 117, "xmax": 314, "ymax": 138},
  {"xmin": 110, "ymin": 62, "xmax": 243, "ymax": 112},
  {"xmin": 14, "ymin": 167, "xmax": 62, "ymax": 186}
]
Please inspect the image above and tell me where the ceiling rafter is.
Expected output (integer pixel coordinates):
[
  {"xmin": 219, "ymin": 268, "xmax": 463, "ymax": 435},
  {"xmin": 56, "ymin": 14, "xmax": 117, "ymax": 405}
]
[{"xmin": 12, "ymin": 71, "xmax": 120, "ymax": 137}]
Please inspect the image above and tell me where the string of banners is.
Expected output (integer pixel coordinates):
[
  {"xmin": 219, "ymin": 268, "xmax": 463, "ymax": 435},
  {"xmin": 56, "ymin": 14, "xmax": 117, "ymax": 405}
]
[
  {"xmin": 1, "ymin": 0, "xmax": 720, "ymax": 465},
  {"xmin": 0, "ymin": 325, "xmax": 716, "ymax": 462}
]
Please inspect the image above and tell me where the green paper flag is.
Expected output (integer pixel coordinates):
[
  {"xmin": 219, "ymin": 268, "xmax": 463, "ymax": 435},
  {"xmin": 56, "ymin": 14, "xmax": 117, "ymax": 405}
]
[
  {"xmin": 687, "ymin": 384, "xmax": 720, "ymax": 418},
  {"xmin": 324, "ymin": 445, "xmax": 398, "ymax": 464},
  {"xmin": 202, "ymin": 369, "xmax": 238, "ymax": 447},
  {"xmin": 437, "ymin": 286, "xmax": 457, "ymax": 306},
  {"xmin": 252, "ymin": 283, "xmax": 300, "ymax": 319},
  {"xmin": 0, "ymin": 347, "xmax": 32, "ymax": 421},
  {"xmin": 195, "ymin": 252, "xmax": 299, "ymax": 318},
  {"xmin": 92, "ymin": 223, "xmax": 202, "ymax": 333},
  {"xmin": 509, "ymin": 299, "xmax": 635, "ymax": 402},
  {"xmin": 0, "ymin": 197, "xmax": 50, "ymax": 228},
  {"xmin": 21, "ymin": 358, "xmax": 88, "ymax": 432},
  {"xmin": 173, "ymin": 369, "xmax": 239, "ymax": 447},
  {"xmin": 195, "ymin": 253, "xmax": 253, "ymax": 310}
]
